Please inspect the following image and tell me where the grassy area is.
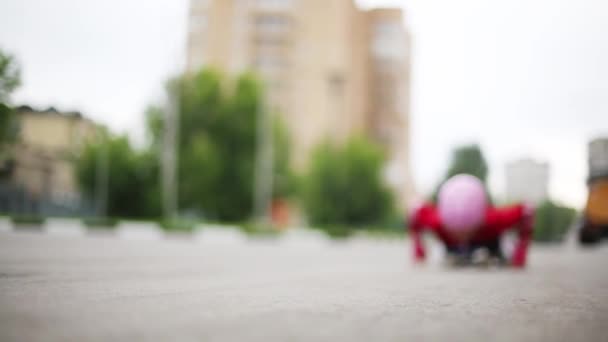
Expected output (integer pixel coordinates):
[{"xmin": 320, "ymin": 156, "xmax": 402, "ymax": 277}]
[
  {"xmin": 313, "ymin": 225, "xmax": 406, "ymax": 240},
  {"xmin": 355, "ymin": 227, "xmax": 406, "ymax": 240},
  {"xmin": 3, "ymin": 213, "xmax": 407, "ymax": 241},
  {"xmin": 82, "ymin": 217, "xmax": 118, "ymax": 229},
  {"xmin": 239, "ymin": 222, "xmax": 280, "ymax": 238},
  {"xmin": 11, "ymin": 215, "xmax": 45, "ymax": 226},
  {"xmin": 313, "ymin": 225, "xmax": 352, "ymax": 239}
]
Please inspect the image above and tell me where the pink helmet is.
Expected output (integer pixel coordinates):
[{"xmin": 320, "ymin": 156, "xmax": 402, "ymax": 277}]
[{"xmin": 438, "ymin": 174, "xmax": 487, "ymax": 232}]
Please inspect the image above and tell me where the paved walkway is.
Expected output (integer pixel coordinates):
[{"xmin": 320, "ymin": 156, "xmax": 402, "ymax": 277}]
[{"xmin": 0, "ymin": 232, "xmax": 606, "ymax": 341}]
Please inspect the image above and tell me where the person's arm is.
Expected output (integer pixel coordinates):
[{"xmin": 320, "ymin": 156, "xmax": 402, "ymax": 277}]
[
  {"xmin": 511, "ymin": 204, "xmax": 534, "ymax": 268},
  {"xmin": 487, "ymin": 204, "xmax": 534, "ymax": 268},
  {"xmin": 408, "ymin": 204, "xmax": 437, "ymax": 263},
  {"xmin": 412, "ymin": 223, "xmax": 426, "ymax": 262}
]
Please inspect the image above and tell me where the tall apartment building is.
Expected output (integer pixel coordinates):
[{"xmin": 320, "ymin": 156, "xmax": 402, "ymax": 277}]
[
  {"xmin": 187, "ymin": 0, "xmax": 413, "ymax": 207},
  {"xmin": 505, "ymin": 158, "xmax": 549, "ymax": 205}
]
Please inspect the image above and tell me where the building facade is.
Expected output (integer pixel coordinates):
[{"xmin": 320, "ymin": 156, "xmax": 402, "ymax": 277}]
[
  {"xmin": 7, "ymin": 106, "xmax": 98, "ymax": 206},
  {"xmin": 187, "ymin": 0, "xmax": 414, "ymax": 207},
  {"xmin": 505, "ymin": 158, "xmax": 549, "ymax": 205}
]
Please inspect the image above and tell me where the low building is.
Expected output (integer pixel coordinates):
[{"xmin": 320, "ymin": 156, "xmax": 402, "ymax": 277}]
[
  {"xmin": 2, "ymin": 106, "xmax": 98, "ymax": 212},
  {"xmin": 505, "ymin": 158, "xmax": 549, "ymax": 205}
]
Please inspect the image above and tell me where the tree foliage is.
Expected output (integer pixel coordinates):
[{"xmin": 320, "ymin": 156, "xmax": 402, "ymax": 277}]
[
  {"xmin": 0, "ymin": 50, "xmax": 20, "ymax": 103},
  {"xmin": 432, "ymin": 144, "xmax": 490, "ymax": 202},
  {"xmin": 77, "ymin": 68, "xmax": 293, "ymax": 221},
  {"xmin": 445, "ymin": 144, "xmax": 488, "ymax": 182},
  {"xmin": 302, "ymin": 136, "xmax": 394, "ymax": 227},
  {"xmin": 76, "ymin": 134, "xmax": 161, "ymax": 218},
  {"xmin": 533, "ymin": 200, "xmax": 577, "ymax": 242},
  {"xmin": 0, "ymin": 49, "xmax": 20, "ymax": 150},
  {"xmin": 147, "ymin": 69, "xmax": 293, "ymax": 221},
  {"xmin": 271, "ymin": 115, "xmax": 295, "ymax": 199},
  {"xmin": 0, "ymin": 103, "xmax": 16, "ymax": 148}
]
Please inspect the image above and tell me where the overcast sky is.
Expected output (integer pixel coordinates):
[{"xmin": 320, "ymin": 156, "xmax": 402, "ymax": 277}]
[{"xmin": 1, "ymin": 0, "xmax": 607, "ymax": 208}]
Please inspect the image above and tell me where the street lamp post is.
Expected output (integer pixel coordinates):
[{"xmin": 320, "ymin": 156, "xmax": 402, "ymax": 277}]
[
  {"xmin": 95, "ymin": 128, "xmax": 109, "ymax": 217},
  {"xmin": 253, "ymin": 84, "xmax": 273, "ymax": 224},
  {"xmin": 162, "ymin": 87, "xmax": 179, "ymax": 220}
]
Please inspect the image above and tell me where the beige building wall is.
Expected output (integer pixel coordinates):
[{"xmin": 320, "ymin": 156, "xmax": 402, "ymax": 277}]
[
  {"xmin": 289, "ymin": 0, "xmax": 369, "ymax": 163},
  {"xmin": 12, "ymin": 108, "xmax": 98, "ymax": 200},
  {"xmin": 187, "ymin": 0, "xmax": 414, "ymax": 209},
  {"xmin": 505, "ymin": 159, "xmax": 549, "ymax": 205},
  {"xmin": 365, "ymin": 8, "xmax": 414, "ymax": 208}
]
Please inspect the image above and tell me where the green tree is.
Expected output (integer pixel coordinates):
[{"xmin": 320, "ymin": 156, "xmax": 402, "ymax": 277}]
[
  {"xmin": 76, "ymin": 134, "xmax": 161, "ymax": 218},
  {"xmin": 148, "ymin": 69, "xmax": 293, "ymax": 221},
  {"xmin": 302, "ymin": 136, "xmax": 394, "ymax": 227},
  {"xmin": 445, "ymin": 144, "xmax": 488, "ymax": 182},
  {"xmin": 272, "ymin": 115, "xmax": 296, "ymax": 199},
  {"xmin": 0, "ymin": 49, "xmax": 21, "ymax": 151},
  {"xmin": 0, "ymin": 50, "xmax": 20, "ymax": 103},
  {"xmin": 533, "ymin": 200, "xmax": 577, "ymax": 242},
  {"xmin": 432, "ymin": 144, "xmax": 490, "ymax": 201},
  {"xmin": 0, "ymin": 103, "xmax": 15, "ymax": 150}
]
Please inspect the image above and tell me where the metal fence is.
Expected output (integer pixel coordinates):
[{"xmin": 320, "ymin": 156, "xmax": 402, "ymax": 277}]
[{"xmin": 0, "ymin": 183, "xmax": 96, "ymax": 217}]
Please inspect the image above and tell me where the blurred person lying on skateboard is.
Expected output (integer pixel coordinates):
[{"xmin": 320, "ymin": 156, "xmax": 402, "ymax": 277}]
[{"xmin": 408, "ymin": 174, "xmax": 534, "ymax": 268}]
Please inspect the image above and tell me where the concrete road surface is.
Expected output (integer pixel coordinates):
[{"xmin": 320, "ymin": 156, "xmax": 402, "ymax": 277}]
[{"xmin": 0, "ymin": 231, "xmax": 607, "ymax": 341}]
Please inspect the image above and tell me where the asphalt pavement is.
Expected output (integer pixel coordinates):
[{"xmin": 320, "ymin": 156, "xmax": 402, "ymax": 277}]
[{"xmin": 0, "ymin": 230, "xmax": 607, "ymax": 341}]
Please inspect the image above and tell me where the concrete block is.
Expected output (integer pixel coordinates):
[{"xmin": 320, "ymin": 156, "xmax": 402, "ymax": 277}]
[
  {"xmin": 117, "ymin": 221, "xmax": 164, "ymax": 241},
  {"xmin": 43, "ymin": 218, "xmax": 86, "ymax": 237},
  {"xmin": 194, "ymin": 224, "xmax": 247, "ymax": 245}
]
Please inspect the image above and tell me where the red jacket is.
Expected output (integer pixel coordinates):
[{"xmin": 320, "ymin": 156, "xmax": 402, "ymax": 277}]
[{"xmin": 410, "ymin": 204, "xmax": 533, "ymax": 267}]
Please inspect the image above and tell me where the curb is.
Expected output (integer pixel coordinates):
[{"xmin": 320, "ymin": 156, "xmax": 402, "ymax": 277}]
[
  {"xmin": 0, "ymin": 218, "xmax": 12, "ymax": 233},
  {"xmin": 192, "ymin": 224, "xmax": 248, "ymax": 245},
  {"xmin": 116, "ymin": 221, "xmax": 164, "ymax": 241},
  {"xmin": 0, "ymin": 219, "xmax": 375, "ymax": 247},
  {"xmin": 43, "ymin": 218, "xmax": 87, "ymax": 237}
]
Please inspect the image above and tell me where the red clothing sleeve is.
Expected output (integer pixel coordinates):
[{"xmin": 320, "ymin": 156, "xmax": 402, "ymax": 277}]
[
  {"xmin": 485, "ymin": 205, "xmax": 534, "ymax": 268},
  {"xmin": 409, "ymin": 204, "xmax": 441, "ymax": 262}
]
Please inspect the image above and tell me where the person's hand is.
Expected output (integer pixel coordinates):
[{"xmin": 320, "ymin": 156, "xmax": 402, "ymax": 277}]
[
  {"xmin": 511, "ymin": 240, "xmax": 529, "ymax": 268},
  {"xmin": 414, "ymin": 243, "xmax": 426, "ymax": 262},
  {"xmin": 522, "ymin": 202, "xmax": 535, "ymax": 221},
  {"xmin": 407, "ymin": 197, "xmax": 424, "ymax": 223}
]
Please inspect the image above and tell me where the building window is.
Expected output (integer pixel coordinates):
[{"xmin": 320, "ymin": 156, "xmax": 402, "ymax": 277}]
[
  {"xmin": 190, "ymin": 13, "xmax": 207, "ymax": 33},
  {"xmin": 255, "ymin": 36, "xmax": 288, "ymax": 46},
  {"xmin": 191, "ymin": 0, "xmax": 210, "ymax": 10},
  {"xmin": 255, "ymin": 0, "xmax": 295, "ymax": 10},
  {"xmin": 254, "ymin": 54, "xmax": 285, "ymax": 71},
  {"xmin": 372, "ymin": 21, "xmax": 406, "ymax": 60},
  {"xmin": 254, "ymin": 14, "xmax": 291, "ymax": 34},
  {"xmin": 189, "ymin": 48, "xmax": 206, "ymax": 70}
]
